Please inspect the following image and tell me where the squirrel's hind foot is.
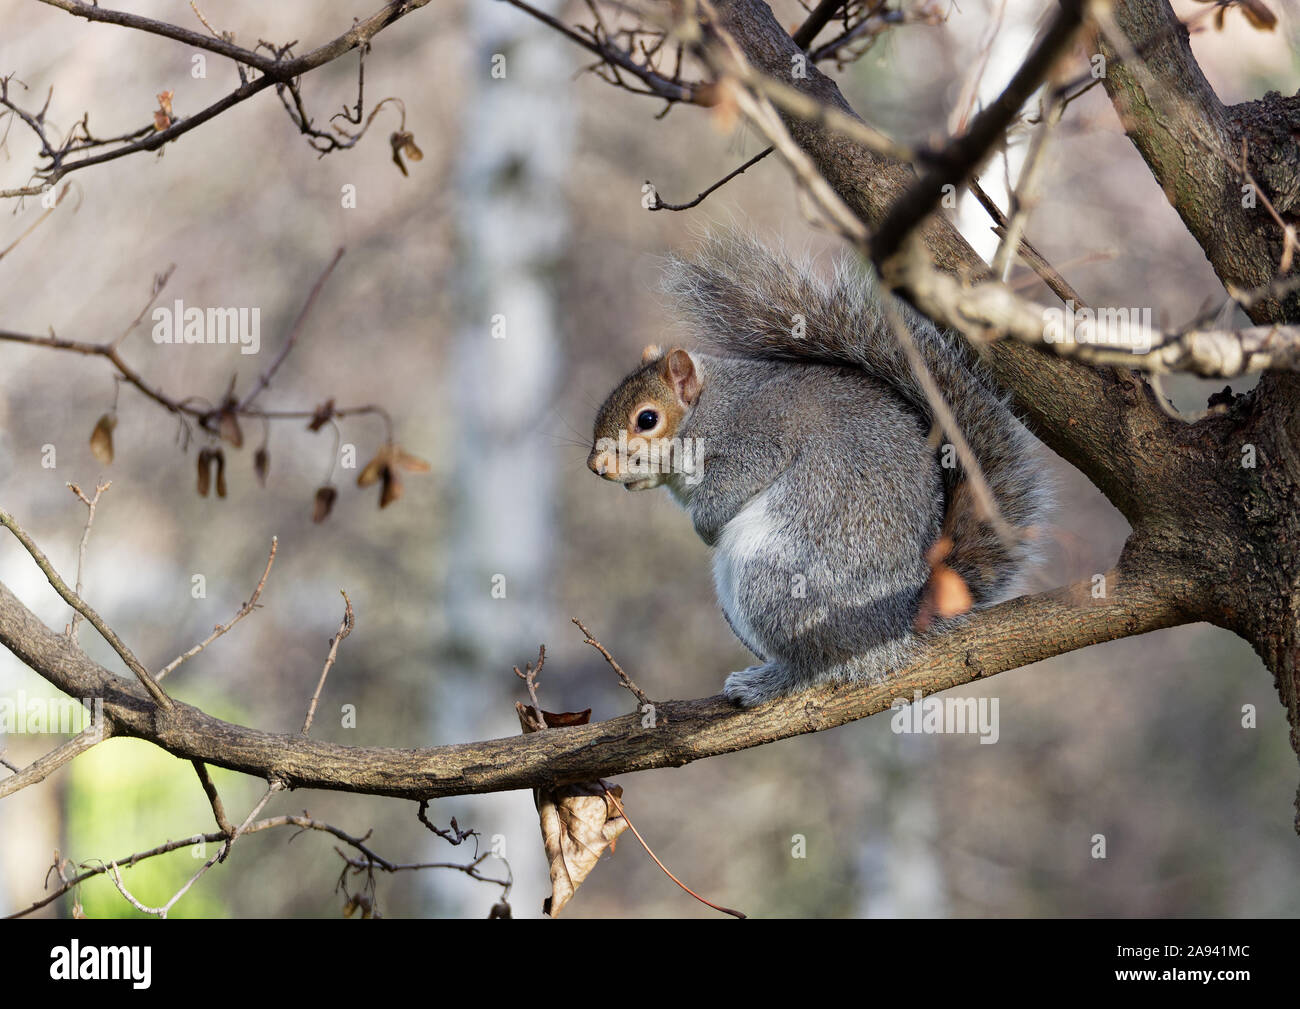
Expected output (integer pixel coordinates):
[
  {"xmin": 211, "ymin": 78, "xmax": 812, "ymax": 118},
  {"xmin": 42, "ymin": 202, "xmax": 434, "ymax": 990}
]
[{"xmin": 723, "ymin": 662, "xmax": 802, "ymax": 708}]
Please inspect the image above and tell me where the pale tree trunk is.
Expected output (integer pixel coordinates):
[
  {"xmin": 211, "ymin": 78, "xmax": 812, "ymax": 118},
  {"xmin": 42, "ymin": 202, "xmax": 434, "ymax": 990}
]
[{"xmin": 435, "ymin": 0, "xmax": 575, "ymax": 913}]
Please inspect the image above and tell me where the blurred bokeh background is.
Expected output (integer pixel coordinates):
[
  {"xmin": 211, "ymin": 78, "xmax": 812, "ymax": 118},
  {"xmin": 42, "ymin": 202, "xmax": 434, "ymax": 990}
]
[{"xmin": 0, "ymin": 0, "xmax": 1297, "ymax": 918}]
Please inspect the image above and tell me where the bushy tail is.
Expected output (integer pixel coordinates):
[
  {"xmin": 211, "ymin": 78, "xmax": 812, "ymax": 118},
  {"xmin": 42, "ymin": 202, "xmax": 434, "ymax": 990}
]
[{"xmin": 661, "ymin": 231, "xmax": 1049, "ymax": 606}]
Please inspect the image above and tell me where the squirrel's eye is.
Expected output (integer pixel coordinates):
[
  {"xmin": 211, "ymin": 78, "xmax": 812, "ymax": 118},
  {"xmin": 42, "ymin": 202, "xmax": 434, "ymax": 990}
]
[{"xmin": 636, "ymin": 409, "xmax": 659, "ymax": 431}]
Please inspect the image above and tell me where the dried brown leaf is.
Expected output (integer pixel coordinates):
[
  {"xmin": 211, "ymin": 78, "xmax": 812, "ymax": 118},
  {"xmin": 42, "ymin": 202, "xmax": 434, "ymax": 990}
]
[
  {"xmin": 254, "ymin": 445, "xmax": 269, "ymax": 487},
  {"xmin": 516, "ymin": 704, "xmax": 627, "ymax": 916}
]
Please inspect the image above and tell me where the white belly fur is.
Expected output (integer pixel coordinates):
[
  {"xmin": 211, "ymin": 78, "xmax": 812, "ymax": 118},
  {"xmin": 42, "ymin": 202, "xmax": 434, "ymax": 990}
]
[{"xmin": 712, "ymin": 486, "xmax": 780, "ymax": 655}]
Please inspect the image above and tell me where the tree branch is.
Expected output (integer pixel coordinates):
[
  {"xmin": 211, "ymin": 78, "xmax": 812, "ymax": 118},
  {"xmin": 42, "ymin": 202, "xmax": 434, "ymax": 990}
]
[{"xmin": 0, "ymin": 565, "xmax": 1191, "ymax": 801}]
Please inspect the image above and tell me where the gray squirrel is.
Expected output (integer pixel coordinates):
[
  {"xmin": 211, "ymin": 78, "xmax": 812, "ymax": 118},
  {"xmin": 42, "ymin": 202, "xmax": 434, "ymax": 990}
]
[{"xmin": 587, "ymin": 232, "xmax": 1049, "ymax": 707}]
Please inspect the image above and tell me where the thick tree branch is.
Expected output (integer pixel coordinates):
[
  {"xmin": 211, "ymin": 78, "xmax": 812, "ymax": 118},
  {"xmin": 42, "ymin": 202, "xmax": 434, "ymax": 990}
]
[{"xmin": 0, "ymin": 567, "xmax": 1191, "ymax": 801}]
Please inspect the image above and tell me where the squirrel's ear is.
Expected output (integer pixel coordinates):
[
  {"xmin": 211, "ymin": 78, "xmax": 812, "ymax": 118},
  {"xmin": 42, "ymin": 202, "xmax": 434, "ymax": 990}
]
[
  {"xmin": 641, "ymin": 343, "xmax": 664, "ymax": 364},
  {"xmin": 662, "ymin": 348, "xmax": 702, "ymax": 406}
]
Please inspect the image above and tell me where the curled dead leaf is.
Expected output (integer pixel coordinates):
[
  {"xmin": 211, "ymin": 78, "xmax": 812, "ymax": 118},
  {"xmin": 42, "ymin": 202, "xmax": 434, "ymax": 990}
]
[
  {"xmin": 390, "ymin": 131, "xmax": 423, "ymax": 176},
  {"xmin": 516, "ymin": 703, "xmax": 628, "ymax": 917},
  {"xmin": 90, "ymin": 413, "xmax": 116, "ymax": 464},
  {"xmin": 153, "ymin": 92, "xmax": 174, "ymax": 132}
]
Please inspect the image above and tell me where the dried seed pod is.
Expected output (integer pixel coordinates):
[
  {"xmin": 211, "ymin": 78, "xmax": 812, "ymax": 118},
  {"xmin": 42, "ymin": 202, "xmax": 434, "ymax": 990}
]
[
  {"xmin": 379, "ymin": 468, "xmax": 402, "ymax": 508},
  {"xmin": 196, "ymin": 447, "xmax": 213, "ymax": 497},
  {"xmin": 313, "ymin": 485, "xmax": 338, "ymax": 523},
  {"xmin": 213, "ymin": 448, "xmax": 227, "ymax": 499},
  {"xmin": 218, "ymin": 409, "xmax": 243, "ymax": 448},
  {"xmin": 390, "ymin": 131, "xmax": 423, "ymax": 176},
  {"xmin": 90, "ymin": 413, "xmax": 116, "ymax": 464}
]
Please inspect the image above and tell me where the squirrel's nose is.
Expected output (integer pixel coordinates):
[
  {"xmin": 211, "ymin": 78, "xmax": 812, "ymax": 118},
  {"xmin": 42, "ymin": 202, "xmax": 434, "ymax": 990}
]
[{"xmin": 588, "ymin": 451, "xmax": 614, "ymax": 478}]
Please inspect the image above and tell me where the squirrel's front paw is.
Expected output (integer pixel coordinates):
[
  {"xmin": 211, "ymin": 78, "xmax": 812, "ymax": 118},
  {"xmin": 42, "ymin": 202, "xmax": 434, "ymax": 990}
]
[{"xmin": 723, "ymin": 663, "xmax": 796, "ymax": 708}]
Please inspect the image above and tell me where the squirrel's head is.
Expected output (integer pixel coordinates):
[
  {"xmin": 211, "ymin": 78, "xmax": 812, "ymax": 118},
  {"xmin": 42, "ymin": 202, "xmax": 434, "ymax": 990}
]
[{"xmin": 588, "ymin": 345, "xmax": 702, "ymax": 491}]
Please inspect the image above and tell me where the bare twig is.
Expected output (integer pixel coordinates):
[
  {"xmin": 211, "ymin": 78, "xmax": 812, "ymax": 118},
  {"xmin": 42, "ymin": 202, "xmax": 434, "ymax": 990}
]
[
  {"xmin": 106, "ymin": 779, "xmax": 283, "ymax": 917},
  {"xmin": 240, "ymin": 248, "xmax": 344, "ymax": 410},
  {"xmin": 502, "ymin": 0, "xmax": 702, "ymax": 105},
  {"xmin": 191, "ymin": 760, "xmax": 235, "ymax": 840},
  {"xmin": 302, "ymin": 591, "xmax": 353, "ymax": 735},
  {"xmin": 991, "ymin": 86, "xmax": 1065, "ymax": 281},
  {"xmin": 0, "ymin": 182, "xmax": 73, "ymax": 260},
  {"xmin": 416, "ymin": 802, "xmax": 480, "ymax": 848},
  {"xmin": 879, "ymin": 295, "xmax": 1015, "ymax": 542},
  {"xmin": 8, "ymin": 807, "xmax": 502, "ymax": 918},
  {"xmin": 572, "ymin": 618, "xmax": 654, "ymax": 711},
  {"xmin": 5, "ymin": 0, "xmax": 435, "ymax": 191},
  {"xmin": 156, "ymin": 537, "xmax": 278, "ymax": 682},
  {"xmin": 648, "ymin": 146, "xmax": 773, "ymax": 210},
  {"xmin": 602, "ymin": 786, "xmax": 745, "ymax": 918},
  {"xmin": 64, "ymin": 480, "xmax": 111, "ymax": 641},
  {"xmin": 111, "ymin": 264, "xmax": 176, "ymax": 352},
  {"xmin": 968, "ymin": 179, "xmax": 1087, "ymax": 307},
  {"xmin": 512, "ymin": 645, "xmax": 546, "ymax": 710},
  {"xmin": 791, "ymin": 0, "xmax": 847, "ymax": 49}
]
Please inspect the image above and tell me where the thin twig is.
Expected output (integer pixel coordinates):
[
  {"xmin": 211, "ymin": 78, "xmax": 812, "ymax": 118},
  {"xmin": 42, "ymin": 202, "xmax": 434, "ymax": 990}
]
[
  {"xmin": 602, "ymin": 786, "xmax": 745, "ymax": 918},
  {"xmin": 572, "ymin": 619, "xmax": 654, "ymax": 711},
  {"xmin": 879, "ymin": 295, "xmax": 1016, "ymax": 545},
  {"xmin": 8, "ymin": 809, "xmax": 500, "ymax": 918},
  {"xmin": 302, "ymin": 591, "xmax": 353, "ymax": 735},
  {"xmin": 648, "ymin": 146, "xmax": 773, "ymax": 211},
  {"xmin": 990, "ymin": 86, "xmax": 1065, "ymax": 282},
  {"xmin": 512, "ymin": 645, "xmax": 545, "ymax": 710},
  {"xmin": 65, "ymin": 480, "xmax": 111, "ymax": 641},
  {"xmin": 969, "ymin": 178, "xmax": 1087, "ymax": 307},
  {"xmin": 191, "ymin": 760, "xmax": 235, "ymax": 840},
  {"xmin": 156, "ymin": 537, "xmax": 278, "ymax": 681},
  {"xmin": 240, "ymin": 248, "xmax": 345, "ymax": 410}
]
